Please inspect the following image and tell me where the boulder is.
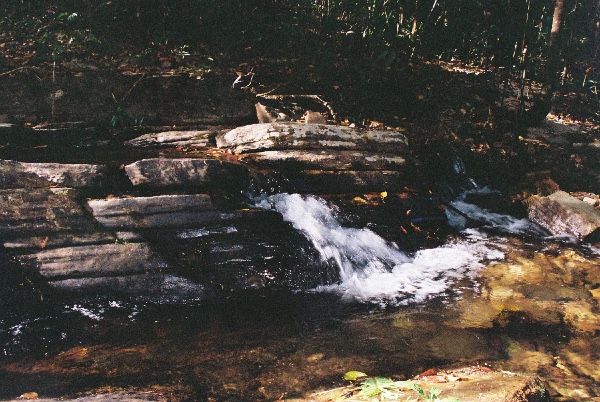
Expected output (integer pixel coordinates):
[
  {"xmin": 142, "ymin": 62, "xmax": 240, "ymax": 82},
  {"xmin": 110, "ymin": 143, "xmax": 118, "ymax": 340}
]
[
  {"xmin": 18, "ymin": 242, "xmax": 166, "ymax": 279},
  {"xmin": 527, "ymin": 190, "xmax": 600, "ymax": 239},
  {"xmin": 0, "ymin": 159, "xmax": 107, "ymax": 188},
  {"xmin": 124, "ymin": 158, "xmax": 250, "ymax": 189},
  {"xmin": 87, "ymin": 194, "xmax": 235, "ymax": 229},
  {"xmin": 216, "ymin": 123, "xmax": 408, "ymax": 154}
]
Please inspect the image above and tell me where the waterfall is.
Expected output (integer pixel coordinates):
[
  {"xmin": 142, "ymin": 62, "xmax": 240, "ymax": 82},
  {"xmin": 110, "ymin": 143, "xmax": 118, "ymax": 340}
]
[{"xmin": 256, "ymin": 193, "xmax": 505, "ymax": 306}]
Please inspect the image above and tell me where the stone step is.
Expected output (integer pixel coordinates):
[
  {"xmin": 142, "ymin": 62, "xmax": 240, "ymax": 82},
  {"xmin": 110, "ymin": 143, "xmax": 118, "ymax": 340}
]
[
  {"xmin": 87, "ymin": 193, "xmax": 239, "ymax": 230},
  {"xmin": 124, "ymin": 157, "xmax": 250, "ymax": 189},
  {"xmin": 18, "ymin": 242, "xmax": 167, "ymax": 279}
]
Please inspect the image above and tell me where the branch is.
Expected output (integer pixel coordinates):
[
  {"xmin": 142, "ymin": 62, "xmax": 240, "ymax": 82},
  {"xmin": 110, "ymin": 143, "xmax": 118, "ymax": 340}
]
[{"xmin": 0, "ymin": 66, "xmax": 44, "ymax": 78}]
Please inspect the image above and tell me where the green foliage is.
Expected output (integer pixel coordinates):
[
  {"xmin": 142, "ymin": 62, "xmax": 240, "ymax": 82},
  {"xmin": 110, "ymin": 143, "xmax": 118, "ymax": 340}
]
[
  {"xmin": 344, "ymin": 371, "xmax": 459, "ymax": 401},
  {"xmin": 356, "ymin": 376, "xmax": 398, "ymax": 399},
  {"xmin": 396, "ymin": 381, "xmax": 459, "ymax": 402}
]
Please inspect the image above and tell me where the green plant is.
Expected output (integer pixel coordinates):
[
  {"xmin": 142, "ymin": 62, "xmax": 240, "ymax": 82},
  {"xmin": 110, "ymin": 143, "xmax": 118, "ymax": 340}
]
[
  {"xmin": 344, "ymin": 371, "xmax": 459, "ymax": 401},
  {"xmin": 396, "ymin": 380, "xmax": 460, "ymax": 402},
  {"xmin": 356, "ymin": 376, "xmax": 399, "ymax": 399}
]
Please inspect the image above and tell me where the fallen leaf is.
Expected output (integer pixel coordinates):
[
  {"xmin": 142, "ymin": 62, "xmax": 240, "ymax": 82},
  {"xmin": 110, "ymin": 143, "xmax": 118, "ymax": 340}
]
[{"xmin": 17, "ymin": 392, "xmax": 38, "ymax": 400}]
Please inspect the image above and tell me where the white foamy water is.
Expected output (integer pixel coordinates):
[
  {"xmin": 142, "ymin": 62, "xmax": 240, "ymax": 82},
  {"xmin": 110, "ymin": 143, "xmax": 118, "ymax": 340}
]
[
  {"xmin": 256, "ymin": 193, "xmax": 505, "ymax": 305},
  {"xmin": 446, "ymin": 187, "xmax": 548, "ymax": 237}
]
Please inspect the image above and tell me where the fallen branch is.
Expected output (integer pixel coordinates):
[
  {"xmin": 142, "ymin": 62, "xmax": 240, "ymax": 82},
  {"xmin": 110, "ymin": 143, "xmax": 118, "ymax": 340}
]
[{"xmin": 0, "ymin": 66, "xmax": 44, "ymax": 78}]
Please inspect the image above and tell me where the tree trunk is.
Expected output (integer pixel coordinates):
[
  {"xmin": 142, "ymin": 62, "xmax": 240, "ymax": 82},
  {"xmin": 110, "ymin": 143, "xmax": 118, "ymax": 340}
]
[
  {"xmin": 540, "ymin": 0, "xmax": 565, "ymax": 119},
  {"xmin": 595, "ymin": 0, "xmax": 600, "ymax": 60},
  {"xmin": 543, "ymin": 0, "xmax": 566, "ymax": 114}
]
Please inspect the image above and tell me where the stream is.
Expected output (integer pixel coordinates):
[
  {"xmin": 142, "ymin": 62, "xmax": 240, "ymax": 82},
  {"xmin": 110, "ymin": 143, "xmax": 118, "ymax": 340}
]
[{"xmin": 0, "ymin": 140, "xmax": 599, "ymax": 401}]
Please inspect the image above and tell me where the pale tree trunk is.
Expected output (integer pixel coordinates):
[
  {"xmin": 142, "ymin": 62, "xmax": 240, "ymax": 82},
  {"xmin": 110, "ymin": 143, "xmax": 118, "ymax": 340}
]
[{"xmin": 543, "ymin": 0, "xmax": 566, "ymax": 113}]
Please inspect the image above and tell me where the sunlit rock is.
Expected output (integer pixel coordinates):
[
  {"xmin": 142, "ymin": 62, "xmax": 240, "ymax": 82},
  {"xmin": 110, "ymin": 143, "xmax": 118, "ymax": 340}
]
[
  {"xmin": 527, "ymin": 190, "xmax": 600, "ymax": 240},
  {"xmin": 0, "ymin": 159, "xmax": 107, "ymax": 188},
  {"xmin": 560, "ymin": 338, "xmax": 600, "ymax": 382},
  {"xmin": 563, "ymin": 300, "xmax": 600, "ymax": 334},
  {"xmin": 216, "ymin": 122, "xmax": 408, "ymax": 154}
]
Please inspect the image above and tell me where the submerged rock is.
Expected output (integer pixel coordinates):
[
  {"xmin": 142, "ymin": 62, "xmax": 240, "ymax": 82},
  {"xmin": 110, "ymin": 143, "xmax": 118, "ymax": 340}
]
[{"xmin": 527, "ymin": 190, "xmax": 600, "ymax": 239}]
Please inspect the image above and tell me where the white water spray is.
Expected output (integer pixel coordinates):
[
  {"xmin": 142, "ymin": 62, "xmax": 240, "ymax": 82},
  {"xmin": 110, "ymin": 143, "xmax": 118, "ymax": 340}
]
[{"xmin": 257, "ymin": 193, "xmax": 505, "ymax": 305}]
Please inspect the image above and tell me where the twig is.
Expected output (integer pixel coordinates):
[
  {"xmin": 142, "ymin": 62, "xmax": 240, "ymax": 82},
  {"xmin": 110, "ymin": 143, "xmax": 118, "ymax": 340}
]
[
  {"xmin": 112, "ymin": 73, "xmax": 147, "ymax": 106},
  {"xmin": 0, "ymin": 66, "xmax": 43, "ymax": 78}
]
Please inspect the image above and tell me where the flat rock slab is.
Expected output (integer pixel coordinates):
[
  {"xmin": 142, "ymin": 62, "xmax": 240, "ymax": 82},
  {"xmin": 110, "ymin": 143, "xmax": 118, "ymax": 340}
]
[
  {"xmin": 239, "ymin": 149, "xmax": 407, "ymax": 171},
  {"xmin": 19, "ymin": 242, "xmax": 167, "ymax": 279},
  {"xmin": 0, "ymin": 187, "xmax": 95, "ymax": 239},
  {"xmin": 87, "ymin": 194, "xmax": 236, "ymax": 229},
  {"xmin": 216, "ymin": 123, "xmax": 409, "ymax": 154},
  {"xmin": 124, "ymin": 129, "xmax": 227, "ymax": 148},
  {"xmin": 292, "ymin": 369, "xmax": 549, "ymax": 402},
  {"xmin": 0, "ymin": 159, "xmax": 107, "ymax": 188},
  {"xmin": 527, "ymin": 190, "xmax": 600, "ymax": 239},
  {"xmin": 3, "ymin": 232, "xmax": 117, "ymax": 250},
  {"xmin": 124, "ymin": 158, "xmax": 249, "ymax": 189}
]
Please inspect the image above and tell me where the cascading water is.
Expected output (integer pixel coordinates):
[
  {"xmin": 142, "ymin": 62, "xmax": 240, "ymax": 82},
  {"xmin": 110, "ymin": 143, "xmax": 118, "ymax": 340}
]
[{"xmin": 256, "ymin": 192, "xmax": 506, "ymax": 306}]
